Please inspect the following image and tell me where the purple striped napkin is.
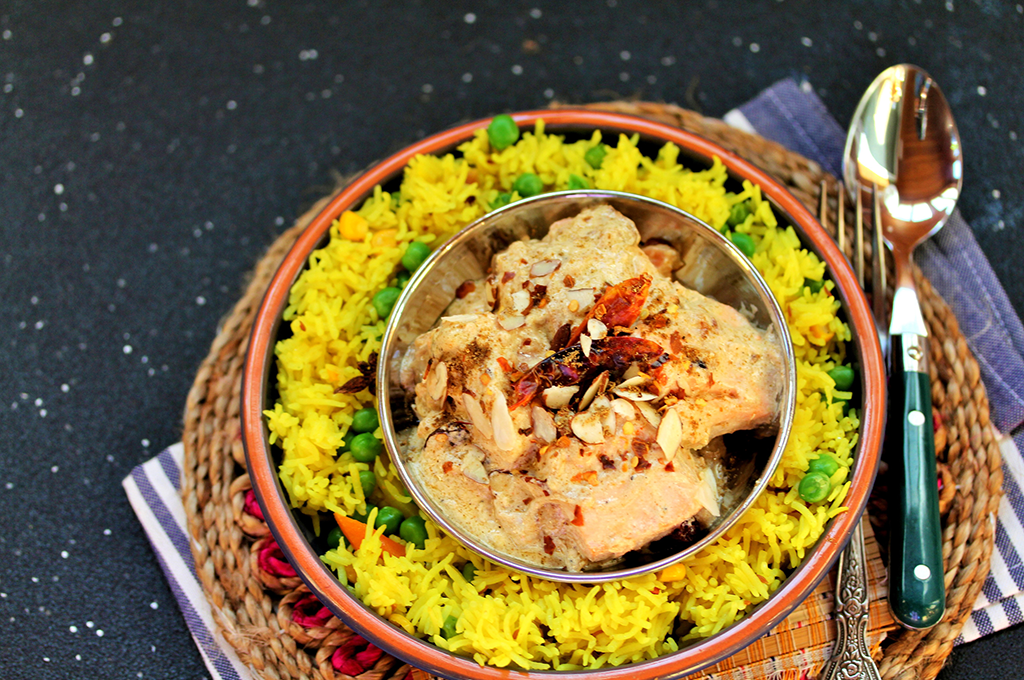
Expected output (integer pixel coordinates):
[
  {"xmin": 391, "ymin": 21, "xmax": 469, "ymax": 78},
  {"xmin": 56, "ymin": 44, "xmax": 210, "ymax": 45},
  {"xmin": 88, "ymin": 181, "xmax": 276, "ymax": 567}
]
[{"xmin": 125, "ymin": 79, "xmax": 1024, "ymax": 679}]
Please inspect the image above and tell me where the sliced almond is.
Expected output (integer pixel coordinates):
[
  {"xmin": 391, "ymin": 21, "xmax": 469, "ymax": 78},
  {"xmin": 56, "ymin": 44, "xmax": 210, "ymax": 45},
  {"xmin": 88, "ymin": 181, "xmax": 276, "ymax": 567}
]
[
  {"xmin": 622, "ymin": 362, "xmax": 642, "ymax": 381},
  {"xmin": 698, "ymin": 467, "xmax": 721, "ymax": 516},
  {"xmin": 542, "ymin": 385, "xmax": 578, "ymax": 410},
  {"xmin": 635, "ymin": 401, "xmax": 662, "ymax": 428},
  {"xmin": 531, "ymin": 405, "xmax": 557, "ymax": 443},
  {"xmin": 463, "ymin": 393, "xmax": 493, "ymax": 438},
  {"xmin": 440, "ymin": 314, "xmax": 480, "ymax": 324},
  {"xmin": 580, "ymin": 333, "xmax": 592, "ymax": 357},
  {"xmin": 586, "ymin": 318, "xmax": 608, "ymax": 340},
  {"xmin": 424, "ymin": 361, "xmax": 448, "ymax": 401},
  {"xmin": 578, "ymin": 371, "xmax": 609, "ymax": 411},
  {"xmin": 656, "ymin": 408, "xmax": 683, "ymax": 461},
  {"xmin": 616, "ymin": 374, "xmax": 650, "ymax": 390},
  {"xmin": 491, "ymin": 391, "xmax": 516, "ymax": 451},
  {"xmin": 611, "ymin": 398, "xmax": 636, "ymax": 420},
  {"xmin": 511, "ymin": 289, "xmax": 531, "ymax": 313},
  {"xmin": 498, "ymin": 314, "xmax": 526, "ymax": 331},
  {"xmin": 530, "ymin": 258, "xmax": 561, "ymax": 277},
  {"xmin": 612, "ymin": 385, "xmax": 659, "ymax": 402},
  {"xmin": 564, "ymin": 288, "xmax": 596, "ymax": 310},
  {"xmin": 571, "ymin": 412, "xmax": 605, "ymax": 444}
]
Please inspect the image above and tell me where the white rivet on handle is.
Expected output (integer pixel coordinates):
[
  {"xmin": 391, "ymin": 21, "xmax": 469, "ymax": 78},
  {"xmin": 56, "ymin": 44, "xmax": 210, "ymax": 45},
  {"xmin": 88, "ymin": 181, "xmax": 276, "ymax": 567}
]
[
  {"xmin": 908, "ymin": 410, "xmax": 926, "ymax": 426},
  {"xmin": 914, "ymin": 564, "xmax": 931, "ymax": 581}
]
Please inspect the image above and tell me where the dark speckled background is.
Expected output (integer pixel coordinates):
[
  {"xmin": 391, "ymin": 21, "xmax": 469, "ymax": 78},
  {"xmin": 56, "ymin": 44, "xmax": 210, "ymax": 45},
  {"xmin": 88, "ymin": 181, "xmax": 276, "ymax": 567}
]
[{"xmin": 1, "ymin": 1, "xmax": 1022, "ymax": 678}]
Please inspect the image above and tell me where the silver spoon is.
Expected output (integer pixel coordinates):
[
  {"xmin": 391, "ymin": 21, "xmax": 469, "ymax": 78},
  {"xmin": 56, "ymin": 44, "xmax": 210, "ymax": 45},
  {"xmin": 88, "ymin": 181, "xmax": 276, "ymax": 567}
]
[{"xmin": 844, "ymin": 64, "xmax": 962, "ymax": 630}]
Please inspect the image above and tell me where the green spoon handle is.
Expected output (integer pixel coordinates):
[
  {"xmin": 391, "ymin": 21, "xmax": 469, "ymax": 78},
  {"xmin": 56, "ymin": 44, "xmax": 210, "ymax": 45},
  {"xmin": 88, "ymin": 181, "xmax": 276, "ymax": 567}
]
[{"xmin": 887, "ymin": 332, "xmax": 946, "ymax": 630}]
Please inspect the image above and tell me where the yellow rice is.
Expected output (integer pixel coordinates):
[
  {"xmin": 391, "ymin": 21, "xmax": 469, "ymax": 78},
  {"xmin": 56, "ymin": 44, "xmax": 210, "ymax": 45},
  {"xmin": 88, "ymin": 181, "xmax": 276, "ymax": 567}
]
[{"xmin": 264, "ymin": 122, "xmax": 858, "ymax": 669}]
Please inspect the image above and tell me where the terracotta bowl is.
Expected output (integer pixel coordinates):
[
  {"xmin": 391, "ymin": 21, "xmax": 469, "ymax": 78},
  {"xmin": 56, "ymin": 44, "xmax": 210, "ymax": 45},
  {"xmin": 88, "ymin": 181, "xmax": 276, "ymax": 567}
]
[{"xmin": 242, "ymin": 109, "xmax": 886, "ymax": 680}]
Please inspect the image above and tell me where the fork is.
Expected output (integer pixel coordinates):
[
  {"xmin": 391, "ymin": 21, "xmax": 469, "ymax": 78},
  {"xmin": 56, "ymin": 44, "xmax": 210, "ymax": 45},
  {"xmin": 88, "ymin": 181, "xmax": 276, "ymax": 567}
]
[{"xmin": 817, "ymin": 179, "xmax": 883, "ymax": 680}]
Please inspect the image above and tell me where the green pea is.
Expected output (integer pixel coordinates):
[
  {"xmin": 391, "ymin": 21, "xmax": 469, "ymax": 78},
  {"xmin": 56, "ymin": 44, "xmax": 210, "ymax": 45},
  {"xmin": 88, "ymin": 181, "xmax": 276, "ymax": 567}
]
[
  {"xmin": 727, "ymin": 201, "xmax": 751, "ymax": 227},
  {"xmin": 401, "ymin": 241, "xmax": 431, "ymax": 273},
  {"xmin": 807, "ymin": 454, "xmax": 840, "ymax": 477},
  {"xmin": 584, "ymin": 144, "xmax": 607, "ymax": 169},
  {"xmin": 512, "ymin": 173, "xmax": 543, "ymax": 198},
  {"xmin": 730, "ymin": 232, "xmax": 756, "ymax": 258},
  {"xmin": 351, "ymin": 407, "xmax": 379, "ymax": 433},
  {"xmin": 326, "ymin": 526, "xmax": 343, "ymax": 550},
  {"xmin": 799, "ymin": 471, "xmax": 832, "ymax": 503},
  {"xmin": 358, "ymin": 469, "xmax": 376, "ymax": 497},
  {"xmin": 395, "ymin": 270, "xmax": 411, "ymax": 288},
  {"xmin": 487, "ymin": 114, "xmax": 520, "ymax": 150},
  {"xmin": 567, "ymin": 173, "xmax": 590, "ymax": 190},
  {"xmin": 461, "ymin": 562, "xmax": 477, "ymax": 583},
  {"xmin": 349, "ymin": 432, "xmax": 382, "ymax": 462},
  {"xmin": 399, "ymin": 515, "xmax": 428, "ymax": 549},
  {"xmin": 490, "ymin": 192, "xmax": 512, "ymax": 210},
  {"xmin": 339, "ymin": 431, "xmax": 356, "ymax": 453},
  {"xmin": 804, "ymin": 277, "xmax": 824, "ymax": 294},
  {"xmin": 441, "ymin": 614, "xmax": 459, "ymax": 639},
  {"xmin": 372, "ymin": 287, "xmax": 402, "ymax": 319},
  {"xmin": 828, "ymin": 365, "xmax": 855, "ymax": 391},
  {"xmin": 374, "ymin": 506, "xmax": 404, "ymax": 536}
]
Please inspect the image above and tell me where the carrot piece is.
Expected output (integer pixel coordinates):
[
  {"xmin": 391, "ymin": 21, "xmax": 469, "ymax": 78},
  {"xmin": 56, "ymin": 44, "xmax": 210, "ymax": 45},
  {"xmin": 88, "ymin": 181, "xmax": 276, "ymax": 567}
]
[{"xmin": 334, "ymin": 513, "xmax": 406, "ymax": 558}]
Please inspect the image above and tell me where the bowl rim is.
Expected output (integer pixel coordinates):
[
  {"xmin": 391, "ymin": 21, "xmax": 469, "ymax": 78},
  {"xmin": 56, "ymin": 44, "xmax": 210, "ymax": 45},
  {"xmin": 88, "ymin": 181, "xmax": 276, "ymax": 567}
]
[
  {"xmin": 376, "ymin": 188, "xmax": 799, "ymax": 583},
  {"xmin": 242, "ymin": 108, "xmax": 886, "ymax": 680}
]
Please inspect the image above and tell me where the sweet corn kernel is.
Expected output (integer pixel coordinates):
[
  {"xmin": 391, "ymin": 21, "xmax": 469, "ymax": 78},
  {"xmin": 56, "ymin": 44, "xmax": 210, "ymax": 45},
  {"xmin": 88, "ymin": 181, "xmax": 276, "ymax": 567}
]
[{"xmin": 339, "ymin": 211, "xmax": 369, "ymax": 240}]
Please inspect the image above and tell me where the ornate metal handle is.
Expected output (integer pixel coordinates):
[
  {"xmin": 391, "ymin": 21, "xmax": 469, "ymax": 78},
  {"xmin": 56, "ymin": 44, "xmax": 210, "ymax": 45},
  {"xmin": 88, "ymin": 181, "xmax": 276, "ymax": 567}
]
[{"xmin": 819, "ymin": 520, "xmax": 882, "ymax": 680}]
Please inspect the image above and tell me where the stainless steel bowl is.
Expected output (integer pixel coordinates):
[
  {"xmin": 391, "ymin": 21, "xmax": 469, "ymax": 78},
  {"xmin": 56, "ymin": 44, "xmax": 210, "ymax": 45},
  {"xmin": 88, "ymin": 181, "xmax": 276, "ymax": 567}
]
[{"xmin": 376, "ymin": 190, "xmax": 797, "ymax": 583}]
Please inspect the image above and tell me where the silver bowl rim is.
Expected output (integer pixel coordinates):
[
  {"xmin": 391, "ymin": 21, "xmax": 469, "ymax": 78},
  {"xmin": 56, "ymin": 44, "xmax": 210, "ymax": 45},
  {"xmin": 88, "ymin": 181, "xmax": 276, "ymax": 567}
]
[{"xmin": 376, "ymin": 189, "xmax": 798, "ymax": 583}]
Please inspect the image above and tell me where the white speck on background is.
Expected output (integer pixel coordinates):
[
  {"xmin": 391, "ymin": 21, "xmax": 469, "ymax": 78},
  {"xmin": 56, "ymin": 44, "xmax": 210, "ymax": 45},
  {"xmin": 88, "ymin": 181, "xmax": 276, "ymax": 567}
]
[
  {"xmin": 70, "ymin": 625, "xmax": 78, "ymax": 632},
  {"xmin": 34, "ymin": 320, "xmax": 44, "ymax": 330},
  {"xmin": 123, "ymin": 345, "xmax": 133, "ymax": 355},
  {"xmin": 39, "ymin": 409, "xmax": 47, "ymax": 417},
  {"xmin": 51, "ymin": 466, "xmax": 58, "ymax": 473},
  {"xmin": 1011, "ymin": 131, "xmax": 1018, "ymax": 141},
  {"xmin": 421, "ymin": 83, "xmax": 433, "ymax": 94},
  {"xmin": 464, "ymin": 12, "xmax": 476, "ymax": 24},
  {"xmin": 75, "ymin": 654, "xmax": 81, "ymax": 661},
  {"xmin": 511, "ymin": 64, "xmax": 523, "ymax": 75},
  {"xmin": 298, "ymin": 49, "xmax": 318, "ymax": 61},
  {"xmin": 732, "ymin": 36, "xmax": 742, "ymax": 47},
  {"xmin": 35, "ymin": 398, "xmax": 43, "ymax": 406},
  {"xmin": 54, "ymin": 183, "xmax": 65, "ymax": 195},
  {"xmin": 150, "ymin": 601, "xmax": 159, "ymax": 610},
  {"xmin": 749, "ymin": 43, "xmax": 760, "ymax": 53},
  {"xmin": 993, "ymin": 189, "xmax": 1001, "ymax": 199},
  {"xmin": 2, "ymin": 30, "xmax": 11, "ymax": 40},
  {"xmin": 529, "ymin": 8, "xmax": 542, "ymax": 18},
  {"xmin": 196, "ymin": 296, "xmax": 206, "ymax": 306},
  {"xmin": 946, "ymin": 0, "xmax": 954, "ymax": 10},
  {"xmin": 801, "ymin": 37, "xmax": 812, "ymax": 47},
  {"xmin": 103, "ymin": 528, "xmax": 112, "ymax": 535},
  {"xmin": 543, "ymin": 88, "xmax": 554, "ymax": 98},
  {"xmin": 83, "ymin": 53, "xmax": 94, "ymax": 65},
  {"xmin": 461, "ymin": 72, "xmax": 473, "ymax": 83},
  {"xmin": 142, "ymin": 439, "xmax": 150, "ymax": 447},
  {"xmin": 620, "ymin": 50, "xmax": 631, "ymax": 61},
  {"xmin": 31, "ymin": 577, "xmax": 39, "ymax": 583},
  {"xmin": 619, "ymin": 72, "xmax": 629, "ymax": 81},
  {"xmin": 261, "ymin": 15, "xmax": 270, "ymax": 25},
  {"xmin": 646, "ymin": 74, "xmax": 657, "ymax": 84},
  {"xmin": 14, "ymin": 108, "xmax": 24, "ymax": 117},
  {"xmin": 113, "ymin": 17, "xmax": 123, "ymax": 26},
  {"xmin": 61, "ymin": 384, "xmax": 69, "ymax": 392},
  {"xmin": 61, "ymin": 551, "xmax": 69, "ymax": 558},
  {"xmin": 909, "ymin": 36, "xmax": 917, "ymax": 46},
  {"xmin": 226, "ymin": 100, "xmax": 237, "ymax": 110},
  {"xmin": 100, "ymin": 32, "xmax": 111, "ymax": 43},
  {"xmin": 867, "ymin": 31, "xmax": 878, "ymax": 42},
  {"xmin": 978, "ymin": 86, "xmax": 987, "ymax": 96},
  {"xmin": 86, "ymin": 621, "xmax": 94, "ymax": 629},
  {"xmin": 876, "ymin": 47, "xmax": 886, "ymax": 57},
  {"xmin": 96, "ymin": 630, "xmax": 104, "ymax": 637}
]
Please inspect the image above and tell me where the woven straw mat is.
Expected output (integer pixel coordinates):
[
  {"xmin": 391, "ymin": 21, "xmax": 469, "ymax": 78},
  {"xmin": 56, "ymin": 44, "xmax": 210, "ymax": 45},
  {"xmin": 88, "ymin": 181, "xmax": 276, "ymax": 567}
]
[{"xmin": 181, "ymin": 101, "xmax": 1004, "ymax": 680}]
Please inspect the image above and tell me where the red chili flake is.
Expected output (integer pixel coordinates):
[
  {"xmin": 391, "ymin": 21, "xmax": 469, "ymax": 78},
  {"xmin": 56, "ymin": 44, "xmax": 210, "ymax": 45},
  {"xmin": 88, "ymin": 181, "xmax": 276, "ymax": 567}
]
[
  {"xmin": 647, "ymin": 313, "xmax": 669, "ymax": 329},
  {"xmin": 665, "ymin": 461, "xmax": 676, "ymax": 472},
  {"xmin": 291, "ymin": 593, "xmax": 334, "ymax": 628},
  {"xmin": 530, "ymin": 284, "xmax": 548, "ymax": 306},
  {"xmin": 571, "ymin": 505, "xmax": 585, "ymax": 526},
  {"xmin": 543, "ymin": 536, "xmax": 556, "ymax": 555},
  {"xmin": 523, "ymin": 497, "xmax": 533, "ymax": 505},
  {"xmin": 502, "ymin": 271, "xmax": 516, "ymax": 283},
  {"xmin": 455, "ymin": 280, "xmax": 476, "ymax": 298},
  {"xmin": 299, "ymin": 321, "xmax": 307, "ymax": 332},
  {"xmin": 651, "ymin": 588, "xmax": 661, "ymax": 594},
  {"xmin": 243, "ymin": 489, "xmax": 265, "ymax": 521},
  {"xmin": 257, "ymin": 538, "xmax": 297, "ymax": 578},
  {"xmin": 496, "ymin": 357, "xmax": 513, "ymax": 372},
  {"xmin": 442, "ymin": 461, "xmax": 454, "ymax": 474}
]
